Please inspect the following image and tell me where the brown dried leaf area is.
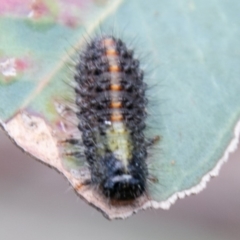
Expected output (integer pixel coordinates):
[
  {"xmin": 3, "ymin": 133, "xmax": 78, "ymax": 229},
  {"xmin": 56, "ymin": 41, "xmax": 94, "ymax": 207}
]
[{"xmin": 5, "ymin": 111, "xmax": 150, "ymax": 219}]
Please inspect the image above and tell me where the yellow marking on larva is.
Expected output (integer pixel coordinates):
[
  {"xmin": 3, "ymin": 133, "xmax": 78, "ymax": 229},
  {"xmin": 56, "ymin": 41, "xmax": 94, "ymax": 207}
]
[
  {"xmin": 111, "ymin": 113, "xmax": 123, "ymax": 122},
  {"xmin": 110, "ymin": 84, "xmax": 122, "ymax": 91},
  {"xmin": 106, "ymin": 122, "xmax": 133, "ymax": 168},
  {"xmin": 110, "ymin": 101, "xmax": 122, "ymax": 108},
  {"xmin": 106, "ymin": 49, "xmax": 118, "ymax": 56},
  {"xmin": 109, "ymin": 65, "xmax": 120, "ymax": 72}
]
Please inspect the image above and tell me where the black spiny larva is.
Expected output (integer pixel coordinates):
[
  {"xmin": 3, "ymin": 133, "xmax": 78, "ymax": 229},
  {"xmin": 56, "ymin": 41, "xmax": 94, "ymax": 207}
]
[{"xmin": 68, "ymin": 35, "xmax": 158, "ymax": 200}]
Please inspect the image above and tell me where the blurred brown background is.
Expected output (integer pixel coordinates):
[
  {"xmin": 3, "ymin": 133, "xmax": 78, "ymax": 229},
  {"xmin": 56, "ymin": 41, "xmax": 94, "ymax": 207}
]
[{"xmin": 0, "ymin": 131, "xmax": 239, "ymax": 240}]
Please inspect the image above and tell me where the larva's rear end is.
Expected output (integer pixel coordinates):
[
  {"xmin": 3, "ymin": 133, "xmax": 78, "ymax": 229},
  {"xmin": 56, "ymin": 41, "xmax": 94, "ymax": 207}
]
[{"xmin": 74, "ymin": 35, "xmax": 149, "ymax": 200}]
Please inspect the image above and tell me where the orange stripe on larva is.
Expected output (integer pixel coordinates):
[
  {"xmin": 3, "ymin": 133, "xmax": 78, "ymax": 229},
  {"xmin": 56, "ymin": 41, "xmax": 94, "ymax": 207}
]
[
  {"xmin": 106, "ymin": 49, "xmax": 118, "ymax": 56},
  {"xmin": 111, "ymin": 114, "xmax": 123, "ymax": 122},
  {"xmin": 110, "ymin": 84, "xmax": 122, "ymax": 91},
  {"xmin": 109, "ymin": 65, "xmax": 120, "ymax": 72},
  {"xmin": 102, "ymin": 38, "xmax": 115, "ymax": 46},
  {"xmin": 110, "ymin": 101, "xmax": 122, "ymax": 108}
]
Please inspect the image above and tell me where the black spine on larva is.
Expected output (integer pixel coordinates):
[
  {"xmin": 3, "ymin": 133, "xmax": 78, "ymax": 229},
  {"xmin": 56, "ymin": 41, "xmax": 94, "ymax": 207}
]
[
  {"xmin": 74, "ymin": 36, "xmax": 148, "ymax": 200},
  {"xmin": 75, "ymin": 38, "xmax": 109, "ymax": 164}
]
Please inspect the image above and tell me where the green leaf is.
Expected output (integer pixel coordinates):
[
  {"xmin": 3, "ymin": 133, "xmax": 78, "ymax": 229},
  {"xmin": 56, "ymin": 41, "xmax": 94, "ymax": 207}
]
[{"xmin": 1, "ymin": 0, "xmax": 240, "ymax": 219}]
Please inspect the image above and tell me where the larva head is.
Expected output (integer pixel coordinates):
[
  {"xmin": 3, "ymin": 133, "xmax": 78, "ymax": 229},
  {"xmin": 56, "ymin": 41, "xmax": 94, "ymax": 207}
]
[{"xmin": 95, "ymin": 154, "xmax": 147, "ymax": 200}]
